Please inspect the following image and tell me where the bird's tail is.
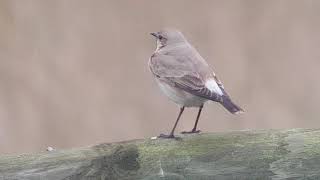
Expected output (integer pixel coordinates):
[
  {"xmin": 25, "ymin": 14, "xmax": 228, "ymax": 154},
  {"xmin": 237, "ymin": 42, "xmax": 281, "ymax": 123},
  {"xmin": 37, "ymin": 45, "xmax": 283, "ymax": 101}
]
[{"xmin": 220, "ymin": 96, "xmax": 244, "ymax": 114}]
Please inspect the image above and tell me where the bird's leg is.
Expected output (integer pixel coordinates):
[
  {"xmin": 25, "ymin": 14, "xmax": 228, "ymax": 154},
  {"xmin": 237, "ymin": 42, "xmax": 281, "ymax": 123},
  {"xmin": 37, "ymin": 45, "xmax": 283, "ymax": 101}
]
[
  {"xmin": 159, "ymin": 106, "xmax": 185, "ymax": 139},
  {"xmin": 181, "ymin": 105, "xmax": 203, "ymax": 134}
]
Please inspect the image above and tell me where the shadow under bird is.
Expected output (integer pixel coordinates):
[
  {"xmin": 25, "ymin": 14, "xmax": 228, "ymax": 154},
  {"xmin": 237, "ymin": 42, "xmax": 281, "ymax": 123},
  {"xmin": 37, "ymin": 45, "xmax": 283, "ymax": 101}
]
[{"xmin": 149, "ymin": 29, "xmax": 244, "ymax": 138}]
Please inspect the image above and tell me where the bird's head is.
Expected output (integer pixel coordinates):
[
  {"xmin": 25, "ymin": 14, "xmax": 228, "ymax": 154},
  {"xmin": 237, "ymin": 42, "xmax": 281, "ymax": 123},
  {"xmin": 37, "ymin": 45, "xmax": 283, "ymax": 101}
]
[{"xmin": 150, "ymin": 28, "xmax": 186, "ymax": 50}]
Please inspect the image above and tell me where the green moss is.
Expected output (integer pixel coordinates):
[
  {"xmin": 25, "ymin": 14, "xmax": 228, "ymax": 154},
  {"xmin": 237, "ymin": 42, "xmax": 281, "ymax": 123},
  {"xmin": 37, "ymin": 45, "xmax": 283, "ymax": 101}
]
[
  {"xmin": 303, "ymin": 130, "xmax": 320, "ymax": 156},
  {"xmin": 134, "ymin": 131, "xmax": 291, "ymax": 179},
  {"xmin": 2, "ymin": 129, "xmax": 320, "ymax": 179}
]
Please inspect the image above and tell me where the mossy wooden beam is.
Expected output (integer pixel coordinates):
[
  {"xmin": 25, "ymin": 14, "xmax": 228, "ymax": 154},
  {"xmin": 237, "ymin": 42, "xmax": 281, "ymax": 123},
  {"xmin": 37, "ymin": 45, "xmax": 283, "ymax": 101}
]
[{"xmin": 1, "ymin": 129, "xmax": 320, "ymax": 179}]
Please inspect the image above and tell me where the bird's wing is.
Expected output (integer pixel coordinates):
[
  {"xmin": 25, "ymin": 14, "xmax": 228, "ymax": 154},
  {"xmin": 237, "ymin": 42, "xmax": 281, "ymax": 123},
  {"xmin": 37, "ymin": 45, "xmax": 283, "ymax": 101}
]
[
  {"xmin": 169, "ymin": 74, "xmax": 223, "ymax": 102},
  {"xmin": 149, "ymin": 54, "xmax": 224, "ymax": 102}
]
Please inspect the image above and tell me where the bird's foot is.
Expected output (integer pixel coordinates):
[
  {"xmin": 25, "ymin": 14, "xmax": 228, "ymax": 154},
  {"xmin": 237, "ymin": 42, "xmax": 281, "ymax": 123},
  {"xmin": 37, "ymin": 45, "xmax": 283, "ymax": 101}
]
[
  {"xmin": 158, "ymin": 133, "xmax": 175, "ymax": 139},
  {"xmin": 181, "ymin": 129, "xmax": 201, "ymax": 134}
]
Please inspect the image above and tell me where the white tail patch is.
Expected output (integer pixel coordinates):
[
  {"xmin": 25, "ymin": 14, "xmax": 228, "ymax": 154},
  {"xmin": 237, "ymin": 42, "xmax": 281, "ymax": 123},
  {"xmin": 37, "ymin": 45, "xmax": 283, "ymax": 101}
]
[{"xmin": 205, "ymin": 79, "xmax": 223, "ymax": 95}]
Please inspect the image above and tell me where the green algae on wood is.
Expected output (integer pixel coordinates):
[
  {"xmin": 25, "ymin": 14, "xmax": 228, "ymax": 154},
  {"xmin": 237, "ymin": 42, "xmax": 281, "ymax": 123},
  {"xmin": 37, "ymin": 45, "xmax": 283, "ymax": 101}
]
[{"xmin": 0, "ymin": 129, "xmax": 320, "ymax": 179}]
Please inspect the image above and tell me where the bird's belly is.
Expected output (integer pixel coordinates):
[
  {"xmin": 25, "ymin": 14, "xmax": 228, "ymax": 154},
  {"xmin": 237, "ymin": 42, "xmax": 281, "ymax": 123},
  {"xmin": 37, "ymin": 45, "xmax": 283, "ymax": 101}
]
[{"xmin": 156, "ymin": 79, "xmax": 207, "ymax": 107}]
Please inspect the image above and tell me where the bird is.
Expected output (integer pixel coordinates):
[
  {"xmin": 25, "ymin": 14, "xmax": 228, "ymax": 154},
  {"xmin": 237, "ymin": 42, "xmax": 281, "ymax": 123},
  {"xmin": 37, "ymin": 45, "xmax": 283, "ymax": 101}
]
[{"xmin": 149, "ymin": 28, "xmax": 244, "ymax": 138}]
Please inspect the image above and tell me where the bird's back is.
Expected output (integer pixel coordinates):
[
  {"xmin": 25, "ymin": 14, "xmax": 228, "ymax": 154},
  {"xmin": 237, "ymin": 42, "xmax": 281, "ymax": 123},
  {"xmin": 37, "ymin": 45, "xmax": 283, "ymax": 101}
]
[{"xmin": 159, "ymin": 42, "xmax": 214, "ymax": 79}]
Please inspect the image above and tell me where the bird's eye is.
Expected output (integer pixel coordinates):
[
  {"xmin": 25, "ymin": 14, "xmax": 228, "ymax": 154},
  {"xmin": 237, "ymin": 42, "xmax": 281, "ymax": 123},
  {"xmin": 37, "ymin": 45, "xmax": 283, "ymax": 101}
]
[{"xmin": 158, "ymin": 35, "xmax": 163, "ymax": 40}]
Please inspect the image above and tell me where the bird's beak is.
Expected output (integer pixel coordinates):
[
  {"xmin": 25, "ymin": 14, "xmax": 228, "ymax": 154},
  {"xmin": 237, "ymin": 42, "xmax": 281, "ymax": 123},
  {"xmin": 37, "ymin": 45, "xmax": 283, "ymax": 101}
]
[{"xmin": 150, "ymin": 32, "xmax": 158, "ymax": 38}]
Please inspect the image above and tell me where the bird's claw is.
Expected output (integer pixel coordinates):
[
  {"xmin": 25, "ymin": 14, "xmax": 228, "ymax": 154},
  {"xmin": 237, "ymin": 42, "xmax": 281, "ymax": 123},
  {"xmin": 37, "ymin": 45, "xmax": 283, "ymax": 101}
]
[
  {"xmin": 158, "ymin": 133, "xmax": 175, "ymax": 139},
  {"xmin": 181, "ymin": 129, "xmax": 201, "ymax": 134}
]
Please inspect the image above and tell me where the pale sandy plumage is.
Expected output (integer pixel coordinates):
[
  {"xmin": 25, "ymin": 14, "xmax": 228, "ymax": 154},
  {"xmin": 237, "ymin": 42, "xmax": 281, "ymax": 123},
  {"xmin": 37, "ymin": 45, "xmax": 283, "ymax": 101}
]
[{"xmin": 148, "ymin": 29, "xmax": 243, "ymax": 138}]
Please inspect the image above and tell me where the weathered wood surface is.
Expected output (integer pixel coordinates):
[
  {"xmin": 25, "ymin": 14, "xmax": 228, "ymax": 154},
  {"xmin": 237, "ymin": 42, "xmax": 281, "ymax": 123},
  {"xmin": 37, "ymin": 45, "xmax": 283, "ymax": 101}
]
[{"xmin": 0, "ymin": 129, "xmax": 320, "ymax": 180}]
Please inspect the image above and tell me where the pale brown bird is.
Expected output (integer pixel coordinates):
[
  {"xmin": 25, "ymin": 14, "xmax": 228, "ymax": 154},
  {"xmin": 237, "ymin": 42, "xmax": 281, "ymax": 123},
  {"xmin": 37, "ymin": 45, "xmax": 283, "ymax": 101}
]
[{"xmin": 149, "ymin": 29, "xmax": 244, "ymax": 138}]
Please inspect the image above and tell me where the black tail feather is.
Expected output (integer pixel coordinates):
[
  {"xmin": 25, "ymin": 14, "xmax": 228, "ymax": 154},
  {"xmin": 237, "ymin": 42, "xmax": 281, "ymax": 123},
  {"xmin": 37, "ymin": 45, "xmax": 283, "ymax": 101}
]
[{"xmin": 220, "ymin": 96, "xmax": 244, "ymax": 114}]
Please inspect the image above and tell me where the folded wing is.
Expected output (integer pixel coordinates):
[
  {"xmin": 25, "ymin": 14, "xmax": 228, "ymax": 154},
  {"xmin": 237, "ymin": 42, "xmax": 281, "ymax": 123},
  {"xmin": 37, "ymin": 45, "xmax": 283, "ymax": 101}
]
[{"xmin": 149, "ymin": 54, "xmax": 225, "ymax": 102}]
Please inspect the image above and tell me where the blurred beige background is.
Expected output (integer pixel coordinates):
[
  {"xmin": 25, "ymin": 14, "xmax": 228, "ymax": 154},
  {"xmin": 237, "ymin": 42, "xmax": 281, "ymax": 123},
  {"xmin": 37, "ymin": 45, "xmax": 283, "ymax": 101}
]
[{"xmin": 0, "ymin": 0, "xmax": 320, "ymax": 154}]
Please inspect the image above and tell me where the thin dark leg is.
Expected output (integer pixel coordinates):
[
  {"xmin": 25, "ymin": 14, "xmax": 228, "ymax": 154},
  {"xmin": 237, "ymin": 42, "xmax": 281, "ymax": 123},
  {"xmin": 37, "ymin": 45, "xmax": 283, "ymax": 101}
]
[
  {"xmin": 181, "ymin": 105, "xmax": 203, "ymax": 134},
  {"xmin": 159, "ymin": 106, "xmax": 185, "ymax": 138},
  {"xmin": 169, "ymin": 106, "xmax": 185, "ymax": 135},
  {"xmin": 192, "ymin": 105, "xmax": 203, "ymax": 132}
]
